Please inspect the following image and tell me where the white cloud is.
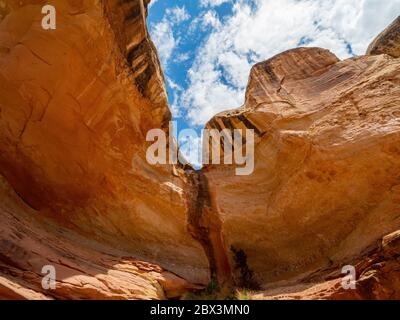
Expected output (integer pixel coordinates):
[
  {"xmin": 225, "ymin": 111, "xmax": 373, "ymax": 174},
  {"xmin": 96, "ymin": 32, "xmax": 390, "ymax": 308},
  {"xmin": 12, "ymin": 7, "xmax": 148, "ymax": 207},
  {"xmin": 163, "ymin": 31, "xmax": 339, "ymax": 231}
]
[
  {"xmin": 202, "ymin": 10, "xmax": 222, "ymax": 29},
  {"xmin": 170, "ymin": 96, "xmax": 183, "ymax": 118},
  {"xmin": 148, "ymin": 0, "xmax": 158, "ymax": 9},
  {"xmin": 167, "ymin": 6, "xmax": 190, "ymax": 24},
  {"xmin": 167, "ymin": 78, "xmax": 184, "ymax": 118},
  {"xmin": 200, "ymin": 0, "xmax": 231, "ymax": 7},
  {"xmin": 188, "ymin": 15, "xmax": 202, "ymax": 34},
  {"xmin": 167, "ymin": 78, "xmax": 182, "ymax": 91},
  {"xmin": 151, "ymin": 20, "xmax": 177, "ymax": 67},
  {"xmin": 179, "ymin": 0, "xmax": 400, "ymax": 126},
  {"xmin": 174, "ymin": 52, "xmax": 191, "ymax": 63},
  {"xmin": 150, "ymin": 6, "xmax": 190, "ymax": 68}
]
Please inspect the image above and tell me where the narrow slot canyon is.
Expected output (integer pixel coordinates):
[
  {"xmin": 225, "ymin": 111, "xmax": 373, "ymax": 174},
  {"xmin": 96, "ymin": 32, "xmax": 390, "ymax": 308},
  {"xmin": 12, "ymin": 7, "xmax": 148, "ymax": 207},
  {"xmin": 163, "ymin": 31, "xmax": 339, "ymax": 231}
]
[{"xmin": 0, "ymin": 0, "xmax": 399, "ymax": 300}]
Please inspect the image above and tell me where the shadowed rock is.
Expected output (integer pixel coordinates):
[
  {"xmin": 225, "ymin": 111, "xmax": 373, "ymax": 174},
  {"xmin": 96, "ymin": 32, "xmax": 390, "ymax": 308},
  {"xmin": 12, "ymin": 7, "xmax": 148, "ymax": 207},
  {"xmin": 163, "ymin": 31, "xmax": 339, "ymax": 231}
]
[{"xmin": 367, "ymin": 16, "xmax": 400, "ymax": 58}]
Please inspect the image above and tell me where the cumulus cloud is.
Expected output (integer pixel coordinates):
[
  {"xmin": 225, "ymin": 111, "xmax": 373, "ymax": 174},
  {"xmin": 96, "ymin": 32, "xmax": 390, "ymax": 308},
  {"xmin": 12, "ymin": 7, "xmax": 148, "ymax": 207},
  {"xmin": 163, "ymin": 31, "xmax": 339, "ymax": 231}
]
[
  {"xmin": 174, "ymin": 52, "xmax": 191, "ymax": 63},
  {"xmin": 167, "ymin": 78, "xmax": 182, "ymax": 91},
  {"xmin": 151, "ymin": 20, "xmax": 177, "ymax": 67},
  {"xmin": 167, "ymin": 6, "xmax": 190, "ymax": 24},
  {"xmin": 202, "ymin": 10, "xmax": 222, "ymax": 29},
  {"xmin": 150, "ymin": 6, "xmax": 191, "ymax": 68},
  {"xmin": 200, "ymin": 0, "xmax": 231, "ymax": 7},
  {"xmin": 165, "ymin": 78, "xmax": 183, "ymax": 117},
  {"xmin": 179, "ymin": 0, "xmax": 400, "ymax": 126}
]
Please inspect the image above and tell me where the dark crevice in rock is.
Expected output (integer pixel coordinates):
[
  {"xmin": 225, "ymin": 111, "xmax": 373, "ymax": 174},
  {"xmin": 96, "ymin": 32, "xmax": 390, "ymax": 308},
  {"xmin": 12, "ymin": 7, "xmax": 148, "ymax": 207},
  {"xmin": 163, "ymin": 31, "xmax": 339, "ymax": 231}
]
[
  {"xmin": 103, "ymin": 0, "xmax": 167, "ymax": 106},
  {"xmin": 186, "ymin": 170, "xmax": 232, "ymax": 286},
  {"xmin": 220, "ymin": 117, "xmax": 236, "ymax": 132},
  {"xmin": 122, "ymin": 0, "xmax": 142, "ymax": 23},
  {"xmin": 126, "ymin": 38, "xmax": 157, "ymax": 96},
  {"xmin": 236, "ymin": 114, "xmax": 262, "ymax": 136}
]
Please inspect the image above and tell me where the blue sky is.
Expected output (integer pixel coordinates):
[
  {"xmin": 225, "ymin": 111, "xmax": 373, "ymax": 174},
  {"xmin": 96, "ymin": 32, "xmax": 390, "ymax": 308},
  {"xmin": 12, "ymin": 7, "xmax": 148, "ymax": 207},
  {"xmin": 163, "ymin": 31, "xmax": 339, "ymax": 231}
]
[
  {"xmin": 147, "ymin": 0, "xmax": 236, "ymax": 131},
  {"xmin": 147, "ymin": 0, "xmax": 400, "ymax": 165}
]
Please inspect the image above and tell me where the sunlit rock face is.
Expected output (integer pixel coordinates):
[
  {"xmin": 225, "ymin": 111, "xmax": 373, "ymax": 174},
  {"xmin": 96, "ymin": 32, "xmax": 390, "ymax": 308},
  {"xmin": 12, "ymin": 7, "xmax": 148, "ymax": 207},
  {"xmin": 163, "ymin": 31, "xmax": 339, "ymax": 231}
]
[
  {"xmin": 0, "ymin": 0, "xmax": 209, "ymax": 287},
  {"xmin": 367, "ymin": 16, "xmax": 400, "ymax": 58},
  {"xmin": 0, "ymin": 174, "xmax": 199, "ymax": 300},
  {"xmin": 204, "ymin": 46, "xmax": 400, "ymax": 287}
]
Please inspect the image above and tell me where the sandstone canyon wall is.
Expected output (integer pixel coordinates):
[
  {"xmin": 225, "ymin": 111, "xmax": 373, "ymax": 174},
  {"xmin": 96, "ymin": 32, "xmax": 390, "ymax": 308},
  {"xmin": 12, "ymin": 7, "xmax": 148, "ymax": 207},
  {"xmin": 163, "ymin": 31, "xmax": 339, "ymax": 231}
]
[
  {"xmin": 204, "ymin": 46, "xmax": 400, "ymax": 288},
  {"xmin": 0, "ymin": 0, "xmax": 209, "ymax": 299},
  {"xmin": 0, "ymin": 1, "xmax": 399, "ymax": 300}
]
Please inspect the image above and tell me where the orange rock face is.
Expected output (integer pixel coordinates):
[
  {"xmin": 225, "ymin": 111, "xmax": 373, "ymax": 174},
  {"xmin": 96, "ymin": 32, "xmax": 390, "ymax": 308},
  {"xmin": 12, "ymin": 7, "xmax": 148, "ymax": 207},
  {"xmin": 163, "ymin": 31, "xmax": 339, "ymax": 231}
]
[
  {"xmin": 0, "ymin": 1, "xmax": 400, "ymax": 300},
  {"xmin": 204, "ymin": 47, "xmax": 400, "ymax": 288}
]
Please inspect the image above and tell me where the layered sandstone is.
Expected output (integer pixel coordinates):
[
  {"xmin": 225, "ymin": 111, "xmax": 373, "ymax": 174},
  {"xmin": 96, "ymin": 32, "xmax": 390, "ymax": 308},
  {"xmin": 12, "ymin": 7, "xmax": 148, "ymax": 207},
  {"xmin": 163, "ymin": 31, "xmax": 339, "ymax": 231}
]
[
  {"xmin": 0, "ymin": 0, "xmax": 208, "ymax": 288},
  {"xmin": 251, "ymin": 230, "xmax": 400, "ymax": 300},
  {"xmin": 204, "ymin": 47, "xmax": 400, "ymax": 288}
]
